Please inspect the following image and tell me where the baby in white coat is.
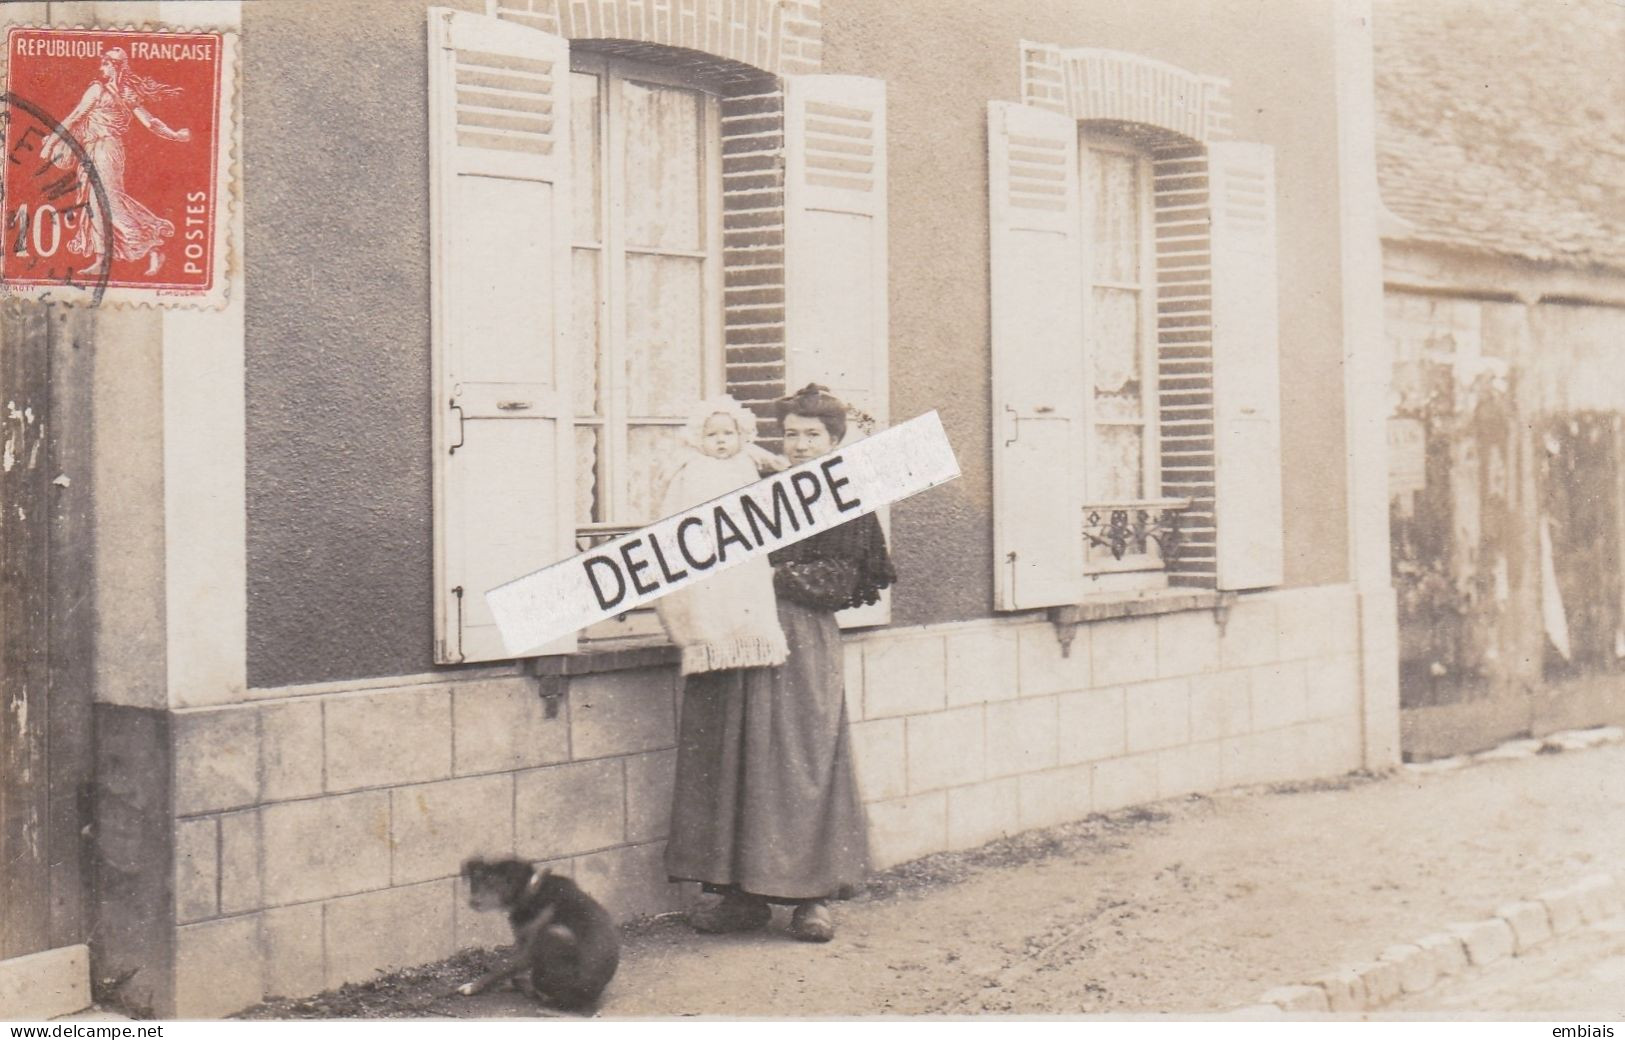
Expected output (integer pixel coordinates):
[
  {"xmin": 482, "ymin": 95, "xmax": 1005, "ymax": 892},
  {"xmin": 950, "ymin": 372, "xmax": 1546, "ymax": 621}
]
[{"xmin": 653, "ymin": 395, "xmax": 789, "ymax": 675}]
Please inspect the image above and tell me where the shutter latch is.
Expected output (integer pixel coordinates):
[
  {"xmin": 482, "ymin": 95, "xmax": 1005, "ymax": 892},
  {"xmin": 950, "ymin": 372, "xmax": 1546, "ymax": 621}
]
[{"xmin": 452, "ymin": 585, "xmax": 467, "ymax": 663}]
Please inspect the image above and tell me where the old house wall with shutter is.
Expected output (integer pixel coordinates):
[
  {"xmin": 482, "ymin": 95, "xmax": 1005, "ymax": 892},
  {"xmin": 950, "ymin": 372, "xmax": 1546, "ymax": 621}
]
[{"xmin": 4, "ymin": 0, "xmax": 1398, "ymax": 1017}]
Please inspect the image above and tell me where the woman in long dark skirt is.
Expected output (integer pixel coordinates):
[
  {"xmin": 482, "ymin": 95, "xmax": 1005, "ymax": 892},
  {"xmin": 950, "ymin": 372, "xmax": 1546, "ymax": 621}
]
[{"xmin": 664, "ymin": 384, "xmax": 896, "ymax": 942}]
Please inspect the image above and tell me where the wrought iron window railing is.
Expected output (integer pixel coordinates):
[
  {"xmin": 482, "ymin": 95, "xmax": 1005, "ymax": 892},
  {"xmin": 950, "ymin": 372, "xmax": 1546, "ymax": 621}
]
[
  {"xmin": 575, "ymin": 523, "xmax": 642, "ymax": 553},
  {"xmin": 574, "ymin": 524, "xmax": 666, "ymax": 641},
  {"xmin": 1081, "ymin": 498, "xmax": 1190, "ymax": 571}
]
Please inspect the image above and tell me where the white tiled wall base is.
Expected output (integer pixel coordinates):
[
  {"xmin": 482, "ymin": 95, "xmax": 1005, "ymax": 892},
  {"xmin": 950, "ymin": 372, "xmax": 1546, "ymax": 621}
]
[
  {"xmin": 165, "ymin": 665, "xmax": 687, "ymax": 1016},
  {"xmin": 165, "ymin": 584, "xmax": 1365, "ymax": 1015},
  {"xmin": 852, "ymin": 585, "xmax": 1365, "ymax": 868}
]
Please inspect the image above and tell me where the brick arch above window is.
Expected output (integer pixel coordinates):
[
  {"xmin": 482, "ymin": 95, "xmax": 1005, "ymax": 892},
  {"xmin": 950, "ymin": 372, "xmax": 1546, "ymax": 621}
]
[
  {"xmin": 490, "ymin": 0, "xmax": 822, "ymax": 77},
  {"xmin": 1021, "ymin": 42, "xmax": 1232, "ymax": 143}
]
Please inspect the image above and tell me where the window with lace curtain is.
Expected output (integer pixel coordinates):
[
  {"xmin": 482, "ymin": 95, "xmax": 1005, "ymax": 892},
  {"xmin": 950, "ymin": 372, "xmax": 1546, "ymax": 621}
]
[
  {"xmin": 569, "ymin": 54, "xmax": 723, "ymax": 546},
  {"xmin": 1081, "ymin": 132, "xmax": 1157, "ymax": 504},
  {"xmin": 1079, "ymin": 131, "xmax": 1165, "ymax": 573}
]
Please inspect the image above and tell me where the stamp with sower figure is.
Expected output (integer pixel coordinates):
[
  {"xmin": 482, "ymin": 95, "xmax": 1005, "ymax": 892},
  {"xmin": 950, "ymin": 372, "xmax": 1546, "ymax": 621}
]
[{"xmin": 3, "ymin": 26, "xmax": 231, "ymax": 306}]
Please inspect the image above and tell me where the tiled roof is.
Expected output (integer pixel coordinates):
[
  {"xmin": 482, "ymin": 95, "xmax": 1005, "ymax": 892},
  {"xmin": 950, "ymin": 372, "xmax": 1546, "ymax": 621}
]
[{"xmin": 1374, "ymin": 0, "xmax": 1625, "ymax": 273}]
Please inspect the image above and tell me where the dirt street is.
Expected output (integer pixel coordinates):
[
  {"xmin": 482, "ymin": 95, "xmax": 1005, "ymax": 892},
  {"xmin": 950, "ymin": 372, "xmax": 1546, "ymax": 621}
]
[{"xmin": 239, "ymin": 740, "xmax": 1625, "ymax": 1018}]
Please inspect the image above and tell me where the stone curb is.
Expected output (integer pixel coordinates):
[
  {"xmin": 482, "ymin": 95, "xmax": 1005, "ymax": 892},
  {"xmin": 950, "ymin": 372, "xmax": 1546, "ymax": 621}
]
[{"xmin": 1243, "ymin": 871, "xmax": 1623, "ymax": 1014}]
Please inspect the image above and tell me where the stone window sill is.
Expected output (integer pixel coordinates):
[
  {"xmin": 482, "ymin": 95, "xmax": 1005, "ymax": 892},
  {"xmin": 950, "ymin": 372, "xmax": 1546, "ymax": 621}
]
[
  {"xmin": 1046, "ymin": 587, "xmax": 1232, "ymax": 657},
  {"xmin": 520, "ymin": 588, "xmax": 1235, "ymax": 675},
  {"xmin": 519, "ymin": 638, "xmax": 680, "ymax": 718},
  {"xmin": 522, "ymin": 639, "xmax": 680, "ymax": 678}
]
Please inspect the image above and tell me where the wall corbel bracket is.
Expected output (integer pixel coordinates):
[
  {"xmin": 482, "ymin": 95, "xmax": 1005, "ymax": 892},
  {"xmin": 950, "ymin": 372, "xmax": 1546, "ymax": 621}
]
[{"xmin": 536, "ymin": 674, "xmax": 567, "ymax": 719}]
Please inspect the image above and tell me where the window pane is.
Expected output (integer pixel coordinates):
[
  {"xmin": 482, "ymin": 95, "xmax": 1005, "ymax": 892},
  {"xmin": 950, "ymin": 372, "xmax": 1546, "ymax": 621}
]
[
  {"xmin": 627, "ymin": 425, "xmax": 683, "ymax": 523},
  {"xmin": 621, "ymin": 81, "xmax": 702, "ymax": 251},
  {"xmin": 1087, "ymin": 149, "xmax": 1140, "ymax": 284},
  {"xmin": 1092, "ymin": 426, "xmax": 1144, "ymax": 502},
  {"xmin": 1091, "ymin": 287, "xmax": 1143, "ymax": 422},
  {"xmin": 572, "ymin": 72, "xmax": 601, "ymax": 243},
  {"xmin": 572, "ymin": 248, "xmax": 601, "ymax": 417},
  {"xmin": 625, "ymin": 253, "xmax": 704, "ymax": 416},
  {"xmin": 575, "ymin": 425, "xmax": 601, "ymax": 524}
]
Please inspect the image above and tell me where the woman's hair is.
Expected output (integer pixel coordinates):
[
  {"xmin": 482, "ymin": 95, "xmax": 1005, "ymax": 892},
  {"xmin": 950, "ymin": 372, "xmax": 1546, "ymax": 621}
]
[
  {"xmin": 103, "ymin": 48, "xmax": 182, "ymax": 105},
  {"xmin": 774, "ymin": 383, "xmax": 847, "ymax": 443},
  {"xmin": 679, "ymin": 393, "xmax": 759, "ymax": 451}
]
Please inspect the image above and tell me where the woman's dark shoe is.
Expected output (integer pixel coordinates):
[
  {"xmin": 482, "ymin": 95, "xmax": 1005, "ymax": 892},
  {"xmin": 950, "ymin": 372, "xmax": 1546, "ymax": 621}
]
[
  {"xmin": 789, "ymin": 900, "xmax": 834, "ymax": 942},
  {"xmin": 688, "ymin": 891, "xmax": 771, "ymax": 934}
]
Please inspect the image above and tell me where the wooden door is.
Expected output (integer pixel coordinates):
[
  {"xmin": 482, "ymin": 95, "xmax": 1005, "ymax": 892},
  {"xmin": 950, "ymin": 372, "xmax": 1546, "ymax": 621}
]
[{"xmin": 1, "ymin": 304, "xmax": 93, "ymax": 973}]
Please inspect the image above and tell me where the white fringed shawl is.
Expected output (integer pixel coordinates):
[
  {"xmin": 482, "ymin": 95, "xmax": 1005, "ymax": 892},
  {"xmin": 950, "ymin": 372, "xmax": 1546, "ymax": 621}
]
[{"xmin": 653, "ymin": 450, "xmax": 789, "ymax": 675}]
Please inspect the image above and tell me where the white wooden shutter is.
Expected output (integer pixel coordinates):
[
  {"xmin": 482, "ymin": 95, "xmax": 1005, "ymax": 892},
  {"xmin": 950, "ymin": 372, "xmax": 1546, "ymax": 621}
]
[
  {"xmin": 784, "ymin": 75, "xmax": 891, "ymax": 627},
  {"xmin": 429, "ymin": 8, "xmax": 575, "ymax": 662},
  {"xmin": 988, "ymin": 101, "xmax": 1089, "ymax": 609},
  {"xmin": 1209, "ymin": 141, "xmax": 1284, "ymax": 590}
]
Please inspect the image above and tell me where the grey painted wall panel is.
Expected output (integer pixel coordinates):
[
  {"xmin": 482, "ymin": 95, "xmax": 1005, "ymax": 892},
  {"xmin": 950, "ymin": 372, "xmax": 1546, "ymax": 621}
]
[{"xmin": 244, "ymin": 2, "xmax": 479, "ymax": 687}]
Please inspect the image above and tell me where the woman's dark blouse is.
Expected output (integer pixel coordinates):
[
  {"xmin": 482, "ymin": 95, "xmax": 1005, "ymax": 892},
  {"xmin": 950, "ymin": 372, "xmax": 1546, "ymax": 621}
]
[{"xmin": 769, "ymin": 511, "xmax": 897, "ymax": 612}]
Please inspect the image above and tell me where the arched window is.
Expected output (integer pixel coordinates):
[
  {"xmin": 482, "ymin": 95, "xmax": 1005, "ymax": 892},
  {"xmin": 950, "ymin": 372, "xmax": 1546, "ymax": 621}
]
[
  {"xmin": 990, "ymin": 49, "xmax": 1282, "ymax": 609},
  {"xmin": 426, "ymin": 8, "xmax": 889, "ymax": 660}
]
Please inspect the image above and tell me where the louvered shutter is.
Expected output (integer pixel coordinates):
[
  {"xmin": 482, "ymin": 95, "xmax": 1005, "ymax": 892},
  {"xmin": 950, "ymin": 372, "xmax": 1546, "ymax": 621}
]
[
  {"xmin": 1208, "ymin": 141, "xmax": 1283, "ymax": 590},
  {"xmin": 988, "ymin": 101, "xmax": 1088, "ymax": 609},
  {"xmin": 429, "ymin": 8, "xmax": 576, "ymax": 661},
  {"xmin": 784, "ymin": 75, "xmax": 891, "ymax": 627}
]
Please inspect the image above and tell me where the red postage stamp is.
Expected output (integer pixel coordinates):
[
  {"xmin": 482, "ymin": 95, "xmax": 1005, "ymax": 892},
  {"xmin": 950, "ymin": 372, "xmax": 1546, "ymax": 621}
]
[{"xmin": 3, "ymin": 27, "xmax": 232, "ymax": 305}]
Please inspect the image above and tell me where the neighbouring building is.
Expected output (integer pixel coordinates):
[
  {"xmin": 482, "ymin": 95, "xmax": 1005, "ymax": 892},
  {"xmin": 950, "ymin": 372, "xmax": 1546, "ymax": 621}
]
[
  {"xmin": 0, "ymin": 0, "xmax": 1396, "ymax": 1017},
  {"xmin": 1375, "ymin": 0, "xmax": 1625, "ymax": 758}
]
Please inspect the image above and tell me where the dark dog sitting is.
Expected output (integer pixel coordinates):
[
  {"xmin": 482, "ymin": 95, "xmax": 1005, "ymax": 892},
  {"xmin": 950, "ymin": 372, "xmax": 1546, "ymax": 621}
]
[{"xmin": 457, "ymin": 857, "xmax": 620, "ymax": 1011}]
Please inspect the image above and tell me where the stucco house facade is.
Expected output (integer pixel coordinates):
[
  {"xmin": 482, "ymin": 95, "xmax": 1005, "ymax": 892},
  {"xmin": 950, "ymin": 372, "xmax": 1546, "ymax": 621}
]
[{"xmin": 0, "ymin": 0, "xmax": 1396, "ymax": 1018}]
